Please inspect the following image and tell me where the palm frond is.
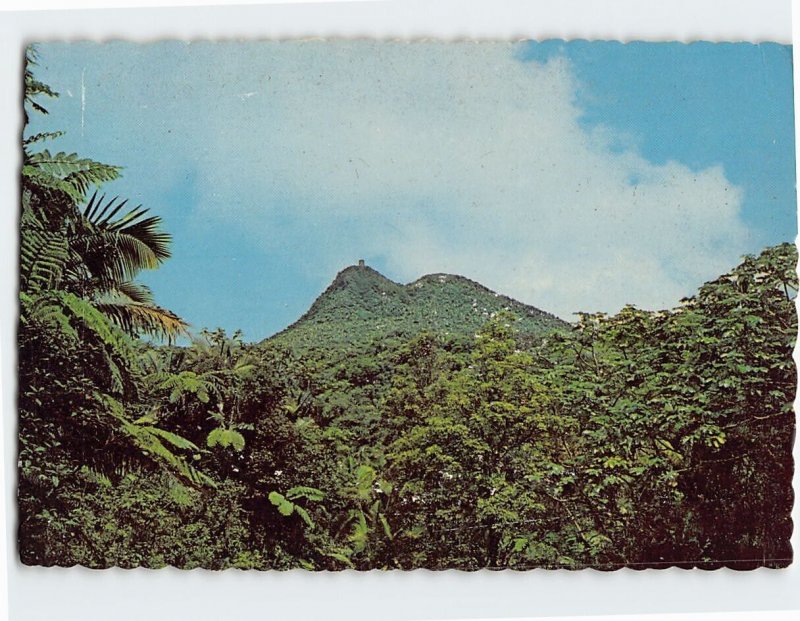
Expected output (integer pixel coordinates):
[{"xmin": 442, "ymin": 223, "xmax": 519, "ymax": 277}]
[
  {"xmin": 75, "ymin": 194, "xmax": 172, "ymax": 283},
  {"xmin": 99, "ymin": 201, "xmax": 172, "ymax": 263},
  {"xmin": 93, "ymin": 293, "xmax": 188, "ymax": 340},
  {"xmin": 76, "ymin": 231, "xmax": 161, "ymax": 283},
  {"xmin": 115, "ymin": 281, "xmax": 155, "ymax": 304}
]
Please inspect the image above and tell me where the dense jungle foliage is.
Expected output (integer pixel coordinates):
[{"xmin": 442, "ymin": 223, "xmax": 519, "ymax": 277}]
[{"xmin": 18, "ymin": 54, "xmax": 797, "ymax": 570}]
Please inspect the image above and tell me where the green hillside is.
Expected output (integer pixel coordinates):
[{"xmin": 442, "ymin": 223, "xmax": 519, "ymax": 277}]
[{"xmin": 266, "ymin": 262, "xmax": 569, "ymax": 351}]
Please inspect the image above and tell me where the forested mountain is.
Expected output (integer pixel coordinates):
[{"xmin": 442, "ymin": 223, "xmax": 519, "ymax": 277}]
[
  {"xmin": 268, "ymin": 262, "xmax": 568, "ymax": 352},
  {"xmin": 18, "ymin": 54, "xmax": 797, "ymax": 571}
]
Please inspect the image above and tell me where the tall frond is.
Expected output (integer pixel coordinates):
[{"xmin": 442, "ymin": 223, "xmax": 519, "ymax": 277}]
[{"xmin": 115, "ymin": 281, "xmax": 155, "ymax": 304}]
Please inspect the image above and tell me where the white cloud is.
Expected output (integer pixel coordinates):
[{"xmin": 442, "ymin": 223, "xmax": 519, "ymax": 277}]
[{"xmin": 191, "ymin": 41, "xmax": 747, "ymax": 318}]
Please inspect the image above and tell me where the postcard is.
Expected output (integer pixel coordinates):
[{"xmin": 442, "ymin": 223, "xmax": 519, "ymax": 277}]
[{"xmin": 18, "ymin": 39, "xmax": 796, "ymax": 571}]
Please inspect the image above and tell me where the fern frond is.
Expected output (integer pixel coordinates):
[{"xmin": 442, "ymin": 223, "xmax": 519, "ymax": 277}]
[
  {"xmin": 23, "ymin": 131, "xmax": 65, "ymax": 148},
  {"xmin": 137, "ymin": 349, "xmax": 166, "ymax": 375},
  {"xmin": 58, "ymin": 291, "xmax": 137, "ymax": 362},
  {"xmin": 79, "ymin": 465, "xmax": 113, "ymax": 488},
  {"xmin": 207, "ymin": 428, "xmax": 245, "ymax": 451},
  {"xmin": 140, "ymin": 426, "xmax": 200, "ymax": 451},
  {"xmin": 294, "ymin": 505, "xmax": 315, "ymax": 529},
  {"xmin": 102, "ymin": 348, "xmax": 125, "ymax": 394},
  {"xmin": 20, "ymin": 218, "xmax": 70, "ymax": 293},
  {"xmin": 25, "ymin": 150, "xmax": 121, "ymax": 184},
  {"xmin": 20, "ymin": 166, "xmax": 80, "ymax": 203},
  {"xmin": 20, "ymin": 292, "xmax": 77, "ymax": 338},
  {"xmin": 286, "ymin": 486, "xmax": 325, "ymax": 501},
  {"xmin": 98, "ymin": 393, "xmax": 216, "ymax": 487},
  {"xmin": 23, "ymin": 151, "xmax": 121, "ymax": 201}
]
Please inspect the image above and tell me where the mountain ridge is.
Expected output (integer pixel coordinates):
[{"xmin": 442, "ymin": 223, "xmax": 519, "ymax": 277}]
[{"xmin": 265, "ymin": 262, "xmax": 569, "ymax": 351}]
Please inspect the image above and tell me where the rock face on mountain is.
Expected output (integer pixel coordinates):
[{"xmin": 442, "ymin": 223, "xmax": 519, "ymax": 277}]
[{"xmin": 266, "ymin": 261, "xmax": 569, "ymax": 351}]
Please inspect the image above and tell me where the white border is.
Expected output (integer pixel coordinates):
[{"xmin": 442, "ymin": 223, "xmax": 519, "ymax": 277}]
[{"xmin": 0, "ymin": 2, "xmax": 797, "ymax": 620}]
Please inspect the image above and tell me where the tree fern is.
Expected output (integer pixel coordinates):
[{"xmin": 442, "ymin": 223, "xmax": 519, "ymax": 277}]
[
  {"xmin": 19, "ymin": 58, "xmax": 210, "ymax": 560},
  {"xmin": 206, "ymin": 427, "xmax": 245, "ymax": 452},
  {"xmin": 148, "ymin": 370, "xmax": 217, "ymax": 403}
]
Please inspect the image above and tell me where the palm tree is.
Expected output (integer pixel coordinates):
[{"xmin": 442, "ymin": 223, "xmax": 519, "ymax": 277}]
[
  {"xmin": 19, "ymin": 52, "xmax": 206, "ymax": 490},
  {"xmin": 69, "ymin": 192, "xmax": 187, "ymax": 339},
  {"xmin": 21, "ymin": 51, "xmax": 187, "ymax": 341},
  {"xmin": 21, "ymin": 188, "xmax": 187, "ymax": 340}
]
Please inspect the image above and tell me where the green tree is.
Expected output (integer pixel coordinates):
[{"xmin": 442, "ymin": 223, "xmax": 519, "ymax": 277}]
[{"xmin": 19, "ymin": 52, "xmax": 212, "ymax": 565}]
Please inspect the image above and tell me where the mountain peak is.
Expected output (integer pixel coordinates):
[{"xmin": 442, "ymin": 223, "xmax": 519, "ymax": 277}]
[
  {"xmin": 266, "ymin": 263, "xmax": 568, "ymax": 350},
  {"xmin": 330, "ymin": 262, "xmax": 403, "ymax": 291}
]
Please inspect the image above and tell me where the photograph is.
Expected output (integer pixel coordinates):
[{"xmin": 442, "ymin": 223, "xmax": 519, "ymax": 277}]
[{"xmin": 17, "ymin": 38, "xmax": 796, "ymax": 571}]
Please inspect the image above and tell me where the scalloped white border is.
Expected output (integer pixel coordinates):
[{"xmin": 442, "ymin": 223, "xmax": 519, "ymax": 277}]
[{"xmin": 0, "ymin": 2, "xmax": 796, "ymax": 621}]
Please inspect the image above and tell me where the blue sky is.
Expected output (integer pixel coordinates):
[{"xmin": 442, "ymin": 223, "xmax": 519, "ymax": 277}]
[
  {"xmin": 519, "ymin": 41, "xmax": 795, "ymax": 238},
  {"xmin": 27, "ymin": 41, "xmax": 796, "ymax": 341}
]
